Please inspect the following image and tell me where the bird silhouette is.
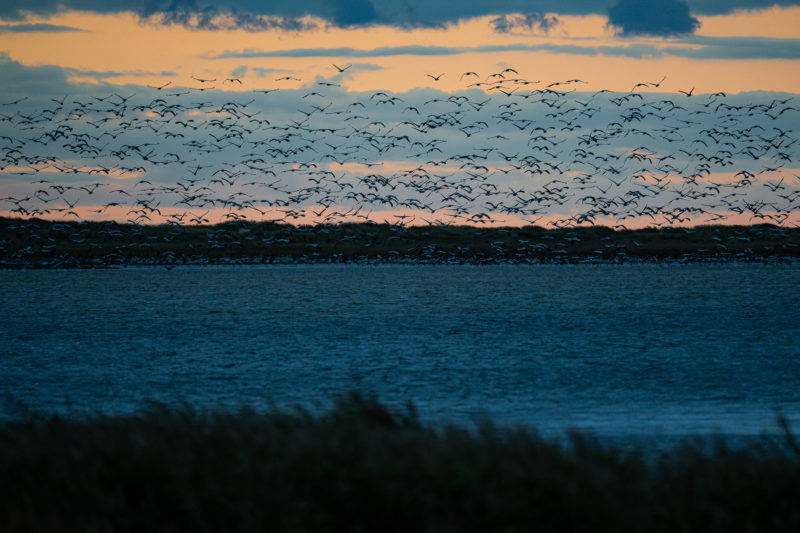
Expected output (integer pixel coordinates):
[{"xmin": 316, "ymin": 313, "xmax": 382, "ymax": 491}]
[{"xmin": 0, "ymin": 66, "xmax": 797, "ymax": 242}]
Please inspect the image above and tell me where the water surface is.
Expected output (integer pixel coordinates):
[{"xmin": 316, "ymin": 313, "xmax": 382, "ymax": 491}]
[{"xmin": 2, "ymin": 264, "xmax": 798, "ymax": 436}]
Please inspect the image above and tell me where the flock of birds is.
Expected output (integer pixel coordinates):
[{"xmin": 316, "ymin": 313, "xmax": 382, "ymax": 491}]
[{"xmin": 1, "ymin": 66, "xmax": 799, "ymax": 234}]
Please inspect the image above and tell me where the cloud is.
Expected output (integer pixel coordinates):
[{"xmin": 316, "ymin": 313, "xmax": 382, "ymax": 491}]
[
  {"xmin": 0, "ymin": 54, "xmax": 177, "ymax": 101},
  {"xmin": 676, "ymin": 36, "xmax": 800, "ymax": 60},
  {"xmin": 0, "ymin": 52, "xmax": 95, "ymax": 100},
  {"xmin": 608, "ymin": 0, "xmax": 700, "ymax": 36},
  {"xmin": 214, "ymin": 36, "xmax": 800, "ymax": 61},
  {"xmin": 0, "ymin": 22, "xmax": 86, "ymax": 32},
  {"xmin": 216, "ymin": 43, "xmax": 633, "ymax": 59},
  {"xmin": 215, "ymin": 45, "xmax": 464, "ymax": 59},
  {"xmin": 142, "ymin": 0, "xmax": 378, "ymax": 30},
  {"xmin": 685, "ymin": 0, "xmax": 800, "ymax": 15},
  {"xmin": 66, "ymin": 68, "xmax": 177, "ymax": 80},
  {"xmin": 332, "ymin": 0, "xmax": 377, "ymax": 26},
  {"xmin": 220, "ymin": 42, "xmax": 638, "ymax": 60},
  {"xmin": 489, "ymin": 13, "xmax": 560, "ymax": 34},
  {"xmin": 141, "ymin": 7, "xmax": 318, "ymax": 32},
  {"xmin": 0, "ymin": 1, "xmax": 379, "ymax": 30},
  {"xmin": 348, "ymin": 62, "xmax": 383, "ymax": 71},
  {"xmin": 252, "ymin": 67, "xmax": 279, "ymax": 78},
  {"xmin": 1, "ymin": 1, "xmax": 799, "ymax": 31}
]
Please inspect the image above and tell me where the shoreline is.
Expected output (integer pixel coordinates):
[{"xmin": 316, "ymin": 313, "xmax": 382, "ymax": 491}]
[
  {"xmin": 3, "ymin": 255, "xmax": 800, "ymax": 269},
  {"xmin": 3, "ymin": 216, "xmax": 799, "ymax": 268}
]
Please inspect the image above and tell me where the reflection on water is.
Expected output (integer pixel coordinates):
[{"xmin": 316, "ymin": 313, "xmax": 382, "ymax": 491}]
[{"xmin": 2, "ymin": 264, "xmax": 799, "ymax": 436}]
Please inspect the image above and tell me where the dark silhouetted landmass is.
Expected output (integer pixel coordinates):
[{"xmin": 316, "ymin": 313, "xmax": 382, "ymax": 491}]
[
  {"xmin": 1, "ymin": 216, "xmax": 799, "ymax": 267},
  {"xmin": 1, "ymin": 394, "xmax": 799, "ymax": 532}
]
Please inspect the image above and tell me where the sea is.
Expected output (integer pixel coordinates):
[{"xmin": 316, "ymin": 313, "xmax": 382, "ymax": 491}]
[{"xmin": 2, "ymin": 263, "xmax": 799, "ymax": 439}]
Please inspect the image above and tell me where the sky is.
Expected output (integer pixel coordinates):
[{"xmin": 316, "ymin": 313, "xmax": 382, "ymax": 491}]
[{"xmin": 1, "ymin": 0, "xmax": 799, "ymax": 228}]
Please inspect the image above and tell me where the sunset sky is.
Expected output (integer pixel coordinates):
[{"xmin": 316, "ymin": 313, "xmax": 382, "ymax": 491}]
[
  {"xmin": 2, "ymin": 0, "xmax": 799, "ymax": 93},
  {"xmin": 1, "ymin": 0, "xmax": 799, "ymax": 227}
]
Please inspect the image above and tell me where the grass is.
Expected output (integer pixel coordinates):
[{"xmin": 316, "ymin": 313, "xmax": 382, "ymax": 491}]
[
  {"xmin": 1, "ymin": 216, "xmax": 799, "ymax": 266},
  {"xmin": 2, "ymin": 393, "xmax": 799, "ymax": 532}
]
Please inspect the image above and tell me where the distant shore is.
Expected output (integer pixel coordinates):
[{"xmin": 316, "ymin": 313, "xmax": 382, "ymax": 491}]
[{"xmin": 2, "ymin": 216, "xmax": 799, "ymax": 268}]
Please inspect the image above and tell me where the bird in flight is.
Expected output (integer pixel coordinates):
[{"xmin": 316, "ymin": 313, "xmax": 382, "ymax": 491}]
[
  {"xmin": 679, "ymin": 87, "xmax": 695, "ymax": 97},
  {"xmin": 332, "ymin": 64, "xmax": 352, "ymax": 73},
  {"xmin": 191, "ymin": 76, "xmax": 216, "ymax": 83},
  {"xmin": 147, "ymin": 81, "xmax": 172, "ymax": 90},
  {"xmin": 223, "ymin": 78, "xmax": 242, "ymax": 84},
  {"xmin": 276, "ymin": 76, "xmax": 301, "ymax": 82},
  {"xmin": 1, "ymin": 96, "xmax": 28, "ymax": 105},
  {"xmin": 427, "ymin": 73, "xmax": 445, "ymax": 81}
]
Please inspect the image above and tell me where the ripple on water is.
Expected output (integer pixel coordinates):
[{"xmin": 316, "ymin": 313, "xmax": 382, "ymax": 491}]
[{"xmin": 1, "ymin": 263, "xmax": 798, "ymax": 436}]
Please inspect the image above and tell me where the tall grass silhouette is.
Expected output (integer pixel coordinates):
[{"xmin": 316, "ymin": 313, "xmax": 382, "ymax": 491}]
[{"xmin": 2, "ymin": 393, "xmax": 799, "ymax": 532}]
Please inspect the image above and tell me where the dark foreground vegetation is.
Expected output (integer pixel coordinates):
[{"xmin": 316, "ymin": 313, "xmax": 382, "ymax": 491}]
[
  {"xmin": 2, "ymin": 394, "xmax": 799, "ymax": 532},
  {"xmin": 1, "ymin": 216, "xmax": 799, "ymax": 267}
]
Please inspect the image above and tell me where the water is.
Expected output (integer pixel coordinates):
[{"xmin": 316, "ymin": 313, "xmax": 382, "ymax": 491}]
[{"xmin": 2, "ymin": 264, "xmax": 799, "ymax": 437}]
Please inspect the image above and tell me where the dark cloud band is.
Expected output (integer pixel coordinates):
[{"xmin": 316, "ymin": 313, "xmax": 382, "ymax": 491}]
[
  {"xmin": 1, "ymin": 1, "xmax": 798, "ymax": 31},
  {"xmin": 214, "ymin": 37, "xmax": 800, "ymax": 61},
  {"xmin": 0, "ymin": 22, "xmax": 85, "ymax": 32}
]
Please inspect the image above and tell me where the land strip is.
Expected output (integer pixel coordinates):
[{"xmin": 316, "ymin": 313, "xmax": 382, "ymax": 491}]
[{"xmin": 2, "ymin": 217, "xmax": 798, "ymax": 267}]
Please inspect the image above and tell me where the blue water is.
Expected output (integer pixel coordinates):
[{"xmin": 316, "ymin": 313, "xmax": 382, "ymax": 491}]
[{"xmin": 1, "ymin": 264, "xmax": 799, "ymax": 437}]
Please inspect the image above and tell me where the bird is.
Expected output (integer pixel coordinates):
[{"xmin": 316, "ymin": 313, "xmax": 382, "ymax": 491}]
[
  {"xmin": 2, "ymin": 62, "xmax": 797, "ymax": 247},
  {"xmin": 147, "ymin": 81, "xmax": 172, "ymax": 90}
]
